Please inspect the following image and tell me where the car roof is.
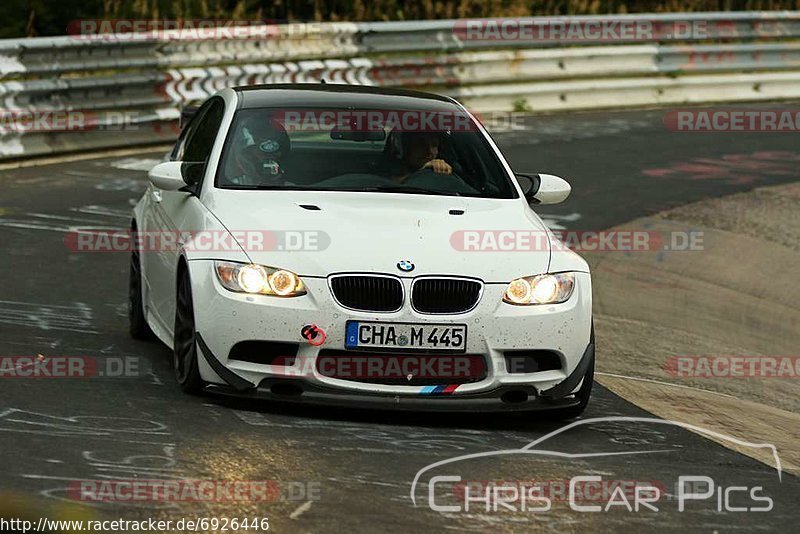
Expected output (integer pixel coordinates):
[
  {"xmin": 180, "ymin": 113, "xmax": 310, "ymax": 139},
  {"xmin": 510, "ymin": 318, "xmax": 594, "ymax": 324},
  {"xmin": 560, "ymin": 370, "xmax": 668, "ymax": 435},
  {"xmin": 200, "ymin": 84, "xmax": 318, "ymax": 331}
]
[{"xmin": 234, "ymin": 83, "xmax": 462, "ymax": 112}]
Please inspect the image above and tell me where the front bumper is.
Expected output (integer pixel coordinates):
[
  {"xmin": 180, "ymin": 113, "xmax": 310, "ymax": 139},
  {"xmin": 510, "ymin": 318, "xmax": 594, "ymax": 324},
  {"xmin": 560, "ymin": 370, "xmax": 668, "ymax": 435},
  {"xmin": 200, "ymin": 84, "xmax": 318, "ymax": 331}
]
[
  {"xmin": 187, "ymin": 260, "xmax": 593, "ymax": 410},
  {"xmin": 199, "ymin": 340, "xmax": 594, "ymax": 412}
]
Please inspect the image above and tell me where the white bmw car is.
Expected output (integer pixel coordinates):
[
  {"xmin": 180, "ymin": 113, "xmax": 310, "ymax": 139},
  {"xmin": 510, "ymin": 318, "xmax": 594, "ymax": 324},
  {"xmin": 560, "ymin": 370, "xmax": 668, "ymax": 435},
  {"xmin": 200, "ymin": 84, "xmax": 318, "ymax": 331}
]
[{"xmin": 130, "ymin": 84, "xmax": 594, "ymax": 417}]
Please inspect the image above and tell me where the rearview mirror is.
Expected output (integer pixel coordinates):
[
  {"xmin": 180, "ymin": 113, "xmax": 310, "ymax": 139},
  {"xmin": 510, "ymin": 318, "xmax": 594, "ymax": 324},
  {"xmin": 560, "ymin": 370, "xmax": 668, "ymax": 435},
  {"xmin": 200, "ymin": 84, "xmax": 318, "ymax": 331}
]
[
  {"xmin": 515, "ymin": 173, "xmax": 571, "ymax": 205},
  {"xmin": 148, "ymin": 161, "xmax": 187, "ymax": 191},
  {"xmin": 330, "ymin": 127, "xmax": 386, "ymax": 142}
]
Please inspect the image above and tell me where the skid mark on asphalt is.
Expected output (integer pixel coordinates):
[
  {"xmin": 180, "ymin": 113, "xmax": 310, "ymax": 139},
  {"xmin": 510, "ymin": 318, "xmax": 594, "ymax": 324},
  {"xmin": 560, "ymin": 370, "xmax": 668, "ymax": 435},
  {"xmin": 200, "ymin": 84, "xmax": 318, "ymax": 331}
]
[
  {"xmin": 0, "ymin": 408, "xmax": 169, "ymax": 438},
  {"xmin": 0, "ymin": 300, "xmax": 97, "ymax": 333},
  {"xmin": 642, "ymin": 150, "xmax": 800, "ymax": 185},
  {"xmin": 289, "ymin": 500, "xmax": 313, "ymax": 520},
  {"xmin": 0, "ymin": 205, "xmax": 129, "ymax": 233},
  {"xmin": 28, "ymin": 212, "xmax": 95, "ymax": 222},
  {"xmin": 539, "ymin": 212, "xmax": 582, "ymax": 230},
  {"xmin": 0, "ymin": 219, "xmax": 74, "ymax": 232},
  {"xmin": 0, "ymin": 406, "xmax": 204, "ymax": 514},
  {"xmin": 108, "ymin": 157, "xmax": 162, "ymax": 171},
  {"xmin": 71, "ymin": 205, "xmax": 132, "ymax": 219},
  {"xmin": 595, "ymin": 371, "xmax": 737, "ymax": 399},
  {"xmin": 92, "ymin": 177, "xmax": 146, "ymax": 192},
  {"xmin": 230, "ymin": 409, "xmax": 534, "ymax": 453},
  {"xmin": 15, "ymin": 424, "xmax": 181, "ymax": 510}
]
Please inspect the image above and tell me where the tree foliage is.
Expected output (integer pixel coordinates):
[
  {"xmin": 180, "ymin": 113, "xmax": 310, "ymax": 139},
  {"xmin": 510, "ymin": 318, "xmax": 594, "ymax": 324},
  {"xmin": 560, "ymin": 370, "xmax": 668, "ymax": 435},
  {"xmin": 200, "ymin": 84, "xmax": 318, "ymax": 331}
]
[{"xmin": 3, "ymin": 0, "xmax": 799, "ymax": 38}]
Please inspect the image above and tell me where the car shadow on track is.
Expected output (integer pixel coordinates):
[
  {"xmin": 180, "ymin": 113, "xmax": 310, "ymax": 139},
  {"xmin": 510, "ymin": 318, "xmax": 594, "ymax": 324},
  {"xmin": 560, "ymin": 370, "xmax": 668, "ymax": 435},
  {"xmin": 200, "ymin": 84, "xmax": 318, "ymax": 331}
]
[{"xmin": 195, "ymin": 384, "xmax": 637, "ymax": 433}]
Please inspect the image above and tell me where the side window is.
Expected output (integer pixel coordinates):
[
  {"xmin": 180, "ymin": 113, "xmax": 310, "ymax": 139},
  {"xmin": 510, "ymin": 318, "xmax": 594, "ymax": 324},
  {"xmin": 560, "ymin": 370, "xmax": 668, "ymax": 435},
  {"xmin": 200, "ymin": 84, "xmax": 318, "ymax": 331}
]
[
  {"xmin": 183, "ymin": 98, "xmax": 225, "ymax": 164},
  {"xmin": 170, "ymin": 98, "xmax": 225, "ymax": 187},
  {"xmin": 170, "ymin": 104, "xmax": 207, "ymax": 161}
]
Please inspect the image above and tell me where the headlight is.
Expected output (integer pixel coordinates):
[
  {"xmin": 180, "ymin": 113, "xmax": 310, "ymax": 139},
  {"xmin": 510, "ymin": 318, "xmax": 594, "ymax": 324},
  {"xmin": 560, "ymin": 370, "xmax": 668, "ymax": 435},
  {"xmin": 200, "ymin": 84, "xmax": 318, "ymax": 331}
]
[
  {"xmin": 503, "ymin": 273, "xmax": 575, "ymax": 305},
  {"xmin": 214, "ymin": 261, "xmax": 306, "ymax": 297}
]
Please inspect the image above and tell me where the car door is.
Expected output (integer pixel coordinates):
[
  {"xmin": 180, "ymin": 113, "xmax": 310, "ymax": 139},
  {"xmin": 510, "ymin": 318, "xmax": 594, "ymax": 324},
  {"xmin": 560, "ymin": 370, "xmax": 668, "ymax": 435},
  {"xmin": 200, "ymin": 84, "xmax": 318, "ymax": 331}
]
[
  {"xmin": 140, "ymin": 104, "xmax": 203, "ymax": 334},
  {"xmin": 144, "ymin": 98, "xmax": 226, "ymax": 334}
]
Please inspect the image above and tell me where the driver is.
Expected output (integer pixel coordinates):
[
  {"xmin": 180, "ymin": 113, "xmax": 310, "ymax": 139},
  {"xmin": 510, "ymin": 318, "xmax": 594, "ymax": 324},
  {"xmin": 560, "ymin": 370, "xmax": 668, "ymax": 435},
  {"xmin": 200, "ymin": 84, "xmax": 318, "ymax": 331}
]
[
  {"xmin": 227, "ymin": 115, "xmax": 290, "ymax": 186},
  {"xmin": 382, "ymin": 131, "xmax": 453, "ymax": 182}
]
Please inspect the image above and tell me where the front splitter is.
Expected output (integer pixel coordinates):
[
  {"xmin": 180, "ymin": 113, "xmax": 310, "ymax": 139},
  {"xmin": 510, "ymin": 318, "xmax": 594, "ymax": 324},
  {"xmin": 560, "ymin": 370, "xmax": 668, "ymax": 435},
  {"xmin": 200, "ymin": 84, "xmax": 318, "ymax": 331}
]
[{"xmin": 203, "ymin": 379, "xmax": 582, "ymax": 413}]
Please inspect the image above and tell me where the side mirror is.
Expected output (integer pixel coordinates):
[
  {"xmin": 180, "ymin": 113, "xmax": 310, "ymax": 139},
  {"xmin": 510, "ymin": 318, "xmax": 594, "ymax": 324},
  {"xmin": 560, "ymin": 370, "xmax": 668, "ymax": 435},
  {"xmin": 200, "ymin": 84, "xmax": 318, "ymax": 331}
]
[
  {"xmin": 148, "ymin": 161, "xmax": 186, "ymax": 191},
  {"xmin": 148, "ymin": 161, "xmax": 205, "ymax": 194},
  {"xmin": 515, "ymin": 173, "xmax": 571, "ymax": 205}
]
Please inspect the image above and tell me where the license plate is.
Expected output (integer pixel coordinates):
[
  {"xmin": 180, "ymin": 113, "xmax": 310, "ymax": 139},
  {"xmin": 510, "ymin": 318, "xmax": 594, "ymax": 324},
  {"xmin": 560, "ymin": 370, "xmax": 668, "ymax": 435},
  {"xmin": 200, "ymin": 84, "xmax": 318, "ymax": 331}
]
[{"xmin": 345, "ymin": 321, "xmax": 467, "ymax": 352}]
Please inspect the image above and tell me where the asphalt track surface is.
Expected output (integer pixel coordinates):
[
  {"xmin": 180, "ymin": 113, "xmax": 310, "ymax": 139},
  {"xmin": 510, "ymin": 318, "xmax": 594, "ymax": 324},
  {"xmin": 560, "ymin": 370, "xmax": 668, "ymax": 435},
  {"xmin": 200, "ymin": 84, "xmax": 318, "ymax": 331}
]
[{"xmin": 1, "ymin": 104, "xmax": 799, "ymax": 532}]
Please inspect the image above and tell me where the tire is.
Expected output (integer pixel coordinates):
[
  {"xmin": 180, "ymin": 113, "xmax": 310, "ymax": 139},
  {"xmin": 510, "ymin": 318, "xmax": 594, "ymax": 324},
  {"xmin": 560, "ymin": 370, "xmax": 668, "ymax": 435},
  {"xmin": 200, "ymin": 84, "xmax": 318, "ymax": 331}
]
[
  {"xmin": 173, "ymin": 268, "xmax": 206, "ymax": 394},
  {"xmin": 128, "ymin": 247, "xmax": 154, "ymax": 340},
  {"xmin": 543, "ymin": 323, "xmax": 595, "ymax": 421}
]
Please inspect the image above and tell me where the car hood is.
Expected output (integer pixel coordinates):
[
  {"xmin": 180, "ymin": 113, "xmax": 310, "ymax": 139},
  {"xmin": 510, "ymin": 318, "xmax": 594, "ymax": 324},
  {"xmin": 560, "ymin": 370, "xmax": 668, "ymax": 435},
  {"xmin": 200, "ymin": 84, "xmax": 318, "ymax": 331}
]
[{"xmin": 203, "ymin": 191, "xmax": 551, "ymax": 282}]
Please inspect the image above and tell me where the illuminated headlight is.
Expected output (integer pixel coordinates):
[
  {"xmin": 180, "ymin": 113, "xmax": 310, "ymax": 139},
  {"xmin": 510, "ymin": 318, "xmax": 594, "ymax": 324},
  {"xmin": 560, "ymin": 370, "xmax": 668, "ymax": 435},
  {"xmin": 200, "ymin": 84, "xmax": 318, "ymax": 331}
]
[
  {"xmin": 503, "ymin": 273, "xmax": 575, "ymax": 305},
  {"xmin": 214, "ymin": 261, "xmax": 306, "ymax": 297}
]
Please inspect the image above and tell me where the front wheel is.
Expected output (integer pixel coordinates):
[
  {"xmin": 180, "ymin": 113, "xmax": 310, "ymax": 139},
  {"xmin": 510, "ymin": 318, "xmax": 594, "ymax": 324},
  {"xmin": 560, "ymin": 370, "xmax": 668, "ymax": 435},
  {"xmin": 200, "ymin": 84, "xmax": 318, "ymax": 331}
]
[{"xmin": 173, "ymin": 270, "xmax": 205, "ymax": 394}]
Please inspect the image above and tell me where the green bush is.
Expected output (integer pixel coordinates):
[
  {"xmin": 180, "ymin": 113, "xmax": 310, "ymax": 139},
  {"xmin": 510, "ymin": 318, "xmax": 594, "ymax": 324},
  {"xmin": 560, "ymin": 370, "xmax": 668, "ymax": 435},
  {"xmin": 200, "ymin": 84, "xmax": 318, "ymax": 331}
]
[{"xmin": 6, "ymin": 0, "xmax": 800, "ymax": 38}]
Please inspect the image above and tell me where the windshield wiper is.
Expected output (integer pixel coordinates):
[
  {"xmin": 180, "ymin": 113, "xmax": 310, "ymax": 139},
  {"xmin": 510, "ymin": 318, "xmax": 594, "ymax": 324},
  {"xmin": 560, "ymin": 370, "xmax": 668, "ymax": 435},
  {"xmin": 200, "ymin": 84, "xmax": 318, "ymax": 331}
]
[
  {"xmin": 221, "ymin": 184, "xmax": 464, "ymax": 196},
  {"xmin": 222, "ymin": 184, "xmax": 316, "ymax": 191},
  {"xmin": 343, "ymin": 185, "xmax": 462, "ymax": 197}
]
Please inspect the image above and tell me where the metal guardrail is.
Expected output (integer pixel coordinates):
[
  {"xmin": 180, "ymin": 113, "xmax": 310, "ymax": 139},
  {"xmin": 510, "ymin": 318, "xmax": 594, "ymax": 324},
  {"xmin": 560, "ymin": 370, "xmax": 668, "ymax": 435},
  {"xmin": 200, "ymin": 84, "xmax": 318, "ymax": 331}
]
[
  {"xmin": 356, "ymin": 11, "xmax": 800, "ymax": 52},
  {"xmin": 1, "ymin": 12, "xmax": 800, "ymax": 160}
]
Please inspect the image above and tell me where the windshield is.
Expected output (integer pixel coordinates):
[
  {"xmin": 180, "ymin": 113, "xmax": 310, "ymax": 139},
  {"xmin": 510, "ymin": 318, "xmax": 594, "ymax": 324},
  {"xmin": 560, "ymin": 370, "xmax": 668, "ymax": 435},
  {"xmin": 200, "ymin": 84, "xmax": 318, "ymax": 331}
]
[{"xmin": 215, "ymin": 107, "xmax": 517, "ymax": 198}]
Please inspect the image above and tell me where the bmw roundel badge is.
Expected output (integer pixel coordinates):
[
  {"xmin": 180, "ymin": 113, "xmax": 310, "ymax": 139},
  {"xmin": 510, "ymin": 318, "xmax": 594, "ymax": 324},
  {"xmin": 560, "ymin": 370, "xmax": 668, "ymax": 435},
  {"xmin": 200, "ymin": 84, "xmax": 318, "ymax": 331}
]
[{"xmin": 397, "ymin": 260, "xmax": 414, "ymax": 272}]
